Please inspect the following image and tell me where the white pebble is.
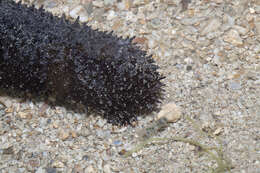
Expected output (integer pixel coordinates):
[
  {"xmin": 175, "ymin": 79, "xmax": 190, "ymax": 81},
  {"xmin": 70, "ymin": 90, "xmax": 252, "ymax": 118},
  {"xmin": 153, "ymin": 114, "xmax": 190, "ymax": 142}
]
[
  {"xmin": 70, "ymin": 6, "xmax": 83, "ymax": 19},
  {"xmin": 106, "ymin": 10, "xmax": 116, "ymax": 20}
]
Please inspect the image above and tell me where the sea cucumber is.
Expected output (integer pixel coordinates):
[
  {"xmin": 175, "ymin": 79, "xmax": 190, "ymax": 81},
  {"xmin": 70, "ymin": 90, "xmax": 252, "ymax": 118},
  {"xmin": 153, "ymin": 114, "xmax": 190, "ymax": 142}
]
[{"xmin": 0, "ymin": 0, "xmax": 164, "ymax": 125}]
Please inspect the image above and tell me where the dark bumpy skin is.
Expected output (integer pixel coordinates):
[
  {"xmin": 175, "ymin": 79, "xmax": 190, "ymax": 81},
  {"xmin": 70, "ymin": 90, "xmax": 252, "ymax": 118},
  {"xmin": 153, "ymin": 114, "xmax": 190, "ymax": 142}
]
[{"xmin": 0, "ymin": 0, "xmax": 164, "ymax": 125}]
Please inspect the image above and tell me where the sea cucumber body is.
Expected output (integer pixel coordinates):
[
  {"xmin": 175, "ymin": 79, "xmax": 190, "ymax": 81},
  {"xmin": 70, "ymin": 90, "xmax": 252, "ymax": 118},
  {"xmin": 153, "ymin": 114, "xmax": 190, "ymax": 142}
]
[{"xmin": 0, "ymin": 0, "xmax": 164, "ymax": 124}]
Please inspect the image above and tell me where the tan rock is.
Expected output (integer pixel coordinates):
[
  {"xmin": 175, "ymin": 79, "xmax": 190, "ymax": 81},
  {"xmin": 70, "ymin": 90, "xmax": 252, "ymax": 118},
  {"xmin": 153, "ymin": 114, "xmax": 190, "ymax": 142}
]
[
  {"xmin": 18, "ymin": 109, "xmax": 33, "ymax": 119},
  {"xmin": 52, "ymin": 121, "xmax": 59, "ymax": 129},
  {"xmin": 223, "ymin": 29, "xmax": 243, "ymax": 46},
  {"xmin": 59, "ymin": 130, "xmax": 70, "ymax": 140},
  {"xmin": 71, "ymin": 131, "xmax": 77, "ymax": 138},
  {"xmin": 201, "ymin": 18, "xmax": 222, "ymax": 35},
  {"xmin": 213, "ymin": 127, "xmax": 223, "ymax": 135},
  {"xmin": 157, "ymin": 102, "xmax": 182, "ymax": 123},
  {"xmin": 233, "ymin": 25, "xmax": 248, "ymax": 35}
]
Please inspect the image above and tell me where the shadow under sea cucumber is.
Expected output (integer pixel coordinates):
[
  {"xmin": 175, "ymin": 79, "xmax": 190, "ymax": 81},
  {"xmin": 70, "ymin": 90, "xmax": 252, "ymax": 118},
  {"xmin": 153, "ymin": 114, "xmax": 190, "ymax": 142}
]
[{"xmin": 0, "ymin": 0, "xmax": 165, "ymax": 125}]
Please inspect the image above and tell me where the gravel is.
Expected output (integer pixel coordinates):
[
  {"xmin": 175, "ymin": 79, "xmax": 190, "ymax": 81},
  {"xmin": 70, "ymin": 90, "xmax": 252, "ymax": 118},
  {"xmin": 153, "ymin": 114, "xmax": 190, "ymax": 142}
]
[{"xmin": 0, "ymin": 0, "xmax": 260, "ymax": 172}]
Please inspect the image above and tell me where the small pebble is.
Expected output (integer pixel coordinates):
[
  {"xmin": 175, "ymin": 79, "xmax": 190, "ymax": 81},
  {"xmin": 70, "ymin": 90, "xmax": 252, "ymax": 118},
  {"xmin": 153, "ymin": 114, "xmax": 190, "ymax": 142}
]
[
  {"xmin": 0, "ymin": 97, "xmax": 12, "ymax": 108},
  {"xmin": 255, "ymin": 22, "xmax": 260, "ymax": 35},
  {"xmin": 229, "ymin": 81, "xmax": 242, "ymax": 90},
  {"xmin": 85, "ymin": 2, "xmax": 93, "ymax": 15},
  {"xmin": 104, "ymin": 0, "xmax": 115, "ymax": 6},
  {"xmin": 106, "ymin": 10, "xmax": 116, "ymax": 20},
  {"xmin": 52, "ymin": 160, "xmax": 65, "ymax": 168},
  {"xmin": 69, "ymin": 5, "xmax": 83, "ymax": 19},
  {"xmin": 156, "ymin": 102, "xmax": 182, "ymax": 123},
  {"xmin": 132, "ymin": 152, "xmax": 138, "ymax": 158},
  {"xmin": 224, "ymin": 29, "xmax": 243, "ymax": 46},
  {"xmin": 113, "ymin": 140, "xmax": 122, "ymax": 146},
  {"xmin": 213, "ymin": 127, "xmax": 223, "ymax": 135},
  {"xmin": 201, "ymin": 18, "xmax": 222, "ymax": 35},
  {"xmin": 82, "ymin": 155, "xmax": 89, "ymax": 161},
  {"xmin": 44, "ymin": 0, "xmax": 58, "ymax": 9},
  {"xmin": 45, "ymin": 168, "xmax": 56, "ymax": 173},
  {"xmin": 233, "ymin": 25, "xmax": 248, "ymax": 35},
  {"xmin": 35, "ymin": 167, "xmax": 45, "ymax": 173},
  {"xmin": 92, "ymin": 1, "xmax": 104, "ymax": 8},
  {"xmin": 103, "ymin": 164, "xmax": 112, "ymax": 173},
  {"xmin": 213, "ymin": 0, "xmax": 224, "ymax": 3},
  {"xmin": 58, "ymin": 130, "xmax": 70, "ymax": 140},
  {"xmin": 2, "ymin": 146, "xmax": 14, "ymax": 155},
  {"xmin": 17, "ymin": 110, "xmax": 33, "ymax": 119},
  {"xmin": 73, "ymin": 164, "xmax": 84, "ymax": 173},
  {"xmin": 85, "ymin": 165, "xmax": 96, "ymax": 173}
]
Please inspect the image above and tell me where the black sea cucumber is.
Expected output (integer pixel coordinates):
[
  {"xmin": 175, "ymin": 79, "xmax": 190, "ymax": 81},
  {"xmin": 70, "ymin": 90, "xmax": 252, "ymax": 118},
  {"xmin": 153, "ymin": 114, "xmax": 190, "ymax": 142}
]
[{"xmin": 0, "ymin": 0, "xmax": 164, "ymax": 125}]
